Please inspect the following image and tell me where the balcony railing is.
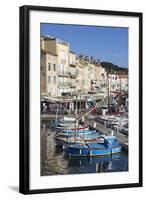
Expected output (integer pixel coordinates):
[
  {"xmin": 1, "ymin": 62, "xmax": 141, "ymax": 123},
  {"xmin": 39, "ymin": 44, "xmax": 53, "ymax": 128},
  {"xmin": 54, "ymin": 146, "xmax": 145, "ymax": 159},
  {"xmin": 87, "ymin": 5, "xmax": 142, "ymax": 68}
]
[
  {"xmin": 69, "ymin": 63, "xmax": 76, "ymax": 67},
  {"xmin": 91, "ymin": 79, "xmax": 97, "ymax": 84},
  {"xmin": 69, "ymin": 70, "xmax": 78, "ymax": 78},
  {"xmin": 58, "ymin": 82, "xmax": 76, "ymax": 88},
  {"xmin": 70, "ymin": 83, "xmax": 76, "ymax": 88},
  {"xmin": 58, "ymin": 71, "xmax": 70, "ymax": 77},
  {"xmin": 58, "ymin": 82, "xmax": 70, "ymax": 88}
]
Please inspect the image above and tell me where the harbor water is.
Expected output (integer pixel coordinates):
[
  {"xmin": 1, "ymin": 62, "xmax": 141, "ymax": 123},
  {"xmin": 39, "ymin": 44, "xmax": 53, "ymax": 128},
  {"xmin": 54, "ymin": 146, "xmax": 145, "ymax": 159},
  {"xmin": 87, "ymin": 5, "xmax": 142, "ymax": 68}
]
[{"xmin": 41, "ymin": 124, "xmax": 128, "ymax": 176}]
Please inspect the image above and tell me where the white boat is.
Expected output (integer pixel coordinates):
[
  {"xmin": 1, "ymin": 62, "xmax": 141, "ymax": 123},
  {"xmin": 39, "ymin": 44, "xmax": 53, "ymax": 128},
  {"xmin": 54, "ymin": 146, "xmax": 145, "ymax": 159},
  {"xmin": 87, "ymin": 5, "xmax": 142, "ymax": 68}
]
[
  {"xmin": 119, "ymin": 124, "xmax": 128, "ymax": 135},
  {"xmin": 55, "ymin": 133, "xmax": 104, "ymax": 146},
  {"xmin": 59, "ymin": 117, "xmax": 75, "ymax": 122},
  {"xmin": 56, "ymin": 125, "xmax": 89, "ymax": 130},
  {"xmin": 51, "ymin": 117, "xmax": 77, "ymax": 128}
]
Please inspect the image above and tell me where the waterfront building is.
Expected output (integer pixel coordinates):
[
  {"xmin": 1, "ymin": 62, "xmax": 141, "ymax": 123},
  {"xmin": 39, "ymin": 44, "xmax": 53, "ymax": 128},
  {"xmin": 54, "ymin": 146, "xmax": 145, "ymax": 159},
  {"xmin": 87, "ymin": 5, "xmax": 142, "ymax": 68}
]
[
  {"xmin": 108, "ymin": 72, "xmax": 128, "ymax": 94},
  {"xmin": 76, "ymin": 58, "xmax": 89, "ymax": 94},
  {"xmin": 90, "ymin": 63, "xmax": 101, "ymax": 92},
  {"xmin": 41, "ymin": 49, "xmax": 48, "ymax": 97},
  {"xmin": 41, "ymin": 36, "xmax": 71, "ymax": 97},
  {"xmin": 69, "ymin": 51, "xmax": 77, "ymax": 94},
  {"xmin": 41, "ymin": 49, "xmax": 58, "ymax": 97},
  {"xmin": 41, "ymin": 36, "xmax": 128, "ymax": 114},
  {"xmin": 88, "ymin": 63, "xmax": 95, "ymax": 92},
  {"xmin": 99, "ymin": 67, "xmax": 108, "ymax": 87}
]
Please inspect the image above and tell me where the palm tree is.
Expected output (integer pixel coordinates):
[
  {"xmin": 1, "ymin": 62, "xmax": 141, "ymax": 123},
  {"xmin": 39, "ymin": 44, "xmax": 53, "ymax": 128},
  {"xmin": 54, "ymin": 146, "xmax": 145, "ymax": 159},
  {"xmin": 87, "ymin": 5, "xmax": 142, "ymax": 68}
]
[
  {"xmin": 84, "ymin": 55, "xmax": 89, "ymax": 61},
  {"xmin": 97, "ymin": 59, "xmax": 100, "ymax": 65},
  {"xmin": 79, "ymin": 55, "xmax": 84, "ymax": 60},
  {"xmin": 90, "ymin": 56, "xmax": 94, "ymax": 63}
]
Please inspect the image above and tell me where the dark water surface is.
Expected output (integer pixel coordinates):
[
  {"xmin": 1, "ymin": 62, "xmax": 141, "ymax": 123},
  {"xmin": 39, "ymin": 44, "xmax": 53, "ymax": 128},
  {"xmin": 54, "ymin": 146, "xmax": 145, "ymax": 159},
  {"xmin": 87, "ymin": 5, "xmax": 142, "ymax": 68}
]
[{"xmin": 41, "ymin": 125, "xmax": 128, "ymax": 176}]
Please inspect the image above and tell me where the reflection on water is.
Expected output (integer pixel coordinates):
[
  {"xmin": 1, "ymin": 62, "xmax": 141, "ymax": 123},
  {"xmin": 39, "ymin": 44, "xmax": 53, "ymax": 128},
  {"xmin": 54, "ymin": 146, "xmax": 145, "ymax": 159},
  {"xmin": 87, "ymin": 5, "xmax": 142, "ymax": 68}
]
[{"xmin": 41, "ymin": 125, "xmax": 128, "ymax": 176}]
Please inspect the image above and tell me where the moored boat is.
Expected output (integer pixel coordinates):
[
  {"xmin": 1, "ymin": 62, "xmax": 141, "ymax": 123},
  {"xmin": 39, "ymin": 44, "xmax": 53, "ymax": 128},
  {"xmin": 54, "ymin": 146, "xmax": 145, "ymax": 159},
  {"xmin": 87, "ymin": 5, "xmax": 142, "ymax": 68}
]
[
  {"xmin": 63, "ymin": 135, "xmax": 122, "ymax": 157},
  {"xmin": 56, "ymin": 125, "xmax": 89, "ymax": 131},
  {"xmin": 58, "ymin": 116, "xmax": 76, "ymax": 122},
  {"xmin": 55, "ymin": 134, "xmax": 104, "ymax": 146},
  {"xmin": 62, "ymin": 128, "xmax": 94, "ymax": 133},
  {"xmin": 56, "ymin": 129, "xmax": 99, "ymax": 139}
]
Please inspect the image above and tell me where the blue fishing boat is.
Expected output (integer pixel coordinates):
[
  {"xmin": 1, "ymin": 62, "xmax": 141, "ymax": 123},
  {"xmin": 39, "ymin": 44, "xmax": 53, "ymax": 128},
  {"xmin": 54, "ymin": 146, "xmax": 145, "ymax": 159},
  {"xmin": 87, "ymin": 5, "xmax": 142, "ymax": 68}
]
[{"xmin": 63, "ymin": 135, "xmax": 122, "ymax": 157}]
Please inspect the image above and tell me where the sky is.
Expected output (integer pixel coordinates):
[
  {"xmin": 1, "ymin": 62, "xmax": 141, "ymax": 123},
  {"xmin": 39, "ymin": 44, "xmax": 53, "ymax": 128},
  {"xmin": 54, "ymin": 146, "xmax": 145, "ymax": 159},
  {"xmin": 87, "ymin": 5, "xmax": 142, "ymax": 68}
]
[{"xmin": 41, "ymin": 23, "xmax": 128, "ymax": 68}]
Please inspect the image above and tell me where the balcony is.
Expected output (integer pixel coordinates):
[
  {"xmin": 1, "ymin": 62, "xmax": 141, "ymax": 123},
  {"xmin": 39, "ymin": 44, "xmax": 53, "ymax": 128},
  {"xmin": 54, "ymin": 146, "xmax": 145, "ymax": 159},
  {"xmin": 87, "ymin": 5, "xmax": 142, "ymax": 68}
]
[
  {"xmin": 69, "ymin": 63, "xmax": 76, "ymax": 67},
  {"xmin": 91, "ymin": 79, "xmax": 97, "ymax": 85},
  {"xmin": 70, "ymin": 83, "xmax": 76, "ymax": 88},
  {"xmin": 69, "ymin": 70, "xmax": 78, "ymax": 78},
  {"xmin": 58, "ymin": 71, "xmax": 70, "ymax": 77},
  {"xmin": 58, "ymin": 82, "xmax": 70, "ymax": 88}
]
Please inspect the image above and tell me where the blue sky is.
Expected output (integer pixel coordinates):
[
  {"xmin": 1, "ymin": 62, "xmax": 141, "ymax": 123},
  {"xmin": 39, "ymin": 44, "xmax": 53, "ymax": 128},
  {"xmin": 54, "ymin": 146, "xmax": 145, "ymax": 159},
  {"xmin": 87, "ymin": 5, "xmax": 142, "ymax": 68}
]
[{"xmin": 41, "ymin": 23, "xmax": 128, "ymax": 68}]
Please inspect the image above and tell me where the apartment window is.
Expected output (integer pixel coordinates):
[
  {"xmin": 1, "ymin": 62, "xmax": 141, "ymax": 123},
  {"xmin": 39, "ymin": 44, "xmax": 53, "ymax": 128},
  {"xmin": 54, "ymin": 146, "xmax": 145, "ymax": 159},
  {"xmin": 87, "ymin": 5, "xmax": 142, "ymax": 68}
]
[
  {"xmin": 54, "ymin": 76, "xmax": 56, "ymax": 83},
  {"xmin": 60, "ymin": 50, "xmax": 66, "ymax": 64},
  {"xmin": 48, "ymin": 76, "xmax": 51, "ymax": 83},
  {"xmin": 48, "ymin": 63, "xmax": 51, "ymax": 71},
  {"xmin": 82, "ymin": 80, "xmax": 85, "ymax": 84},
  {"xmin": 61, "ymin": 59, "xmax": 66, "ymax": 64},
  {"xmin": 41, "ymin": 53, "xmax": 45, "ymax": 59},
  {"xmin": 48, "ymin": 89, "xmax": 51, "ymax": 96},
  {"xmin": 60, "ymin": 64, "xmax": 64, "ymax": 72},
  {"xmin": 53, "ymin": 64, "xmax": 56, "ymax": 71},
  {"xmin": 53, "ymin": 89, "xmax": 56, "ymax": 96}
]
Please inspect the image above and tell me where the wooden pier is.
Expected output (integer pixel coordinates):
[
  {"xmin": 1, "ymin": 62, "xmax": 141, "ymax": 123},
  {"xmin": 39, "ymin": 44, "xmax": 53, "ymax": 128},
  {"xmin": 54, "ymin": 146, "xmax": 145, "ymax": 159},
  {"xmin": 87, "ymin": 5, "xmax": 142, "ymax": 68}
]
[{"xmin": 89, "ymin": 120, "xmax": 128, "ymax": 151}]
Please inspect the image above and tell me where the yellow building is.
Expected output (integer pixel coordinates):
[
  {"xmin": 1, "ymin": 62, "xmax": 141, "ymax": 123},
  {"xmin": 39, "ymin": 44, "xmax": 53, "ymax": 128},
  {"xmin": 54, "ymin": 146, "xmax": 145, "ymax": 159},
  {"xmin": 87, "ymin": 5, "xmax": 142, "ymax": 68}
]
[
  {"xmin": 41, "ymin": 49, "xmax": 57, "ymax": 97},
  {"xmin": 41, "ymin": 36, "xmax": 71, "ymax": 96},
  {"xmin": 41, "ymin": 49, "xmax": 48, "ymax": 96}
]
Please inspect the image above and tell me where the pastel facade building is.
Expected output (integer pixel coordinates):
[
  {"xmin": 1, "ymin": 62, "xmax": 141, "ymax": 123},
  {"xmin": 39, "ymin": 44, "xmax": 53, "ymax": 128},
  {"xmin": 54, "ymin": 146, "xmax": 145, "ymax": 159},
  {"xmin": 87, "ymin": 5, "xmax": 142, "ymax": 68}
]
[
  {"xmin": 41, "ymin": 35, "xmax": 127, "ymax": 99},
  {"xmin": 41, "ymin": 36, "xmax": 71, "ymax": 97},
  {"xmin": 76, "ymin": 59, "xmax": 90, "ymax": 94},
  {"xmin": 41, "ymin": 49, "xmax": 58, "ymax": 97},
  {"xmin": 41, "ymin": 49, "xmax": 48, "ymax": 96},
  {"xmin": 99, "ymin": 66, "xmax": 108, "ymax": 87},
  {"xmin": 108, "ymin": 72, "xmax": 128, "ymax": 93},
  {"xmin": 90, "ymin": 63, "xmax": 101, "ymax": 91},
  {"xmin": 69, "ymin": 51, "xmax": 77, "ymax": 94}
]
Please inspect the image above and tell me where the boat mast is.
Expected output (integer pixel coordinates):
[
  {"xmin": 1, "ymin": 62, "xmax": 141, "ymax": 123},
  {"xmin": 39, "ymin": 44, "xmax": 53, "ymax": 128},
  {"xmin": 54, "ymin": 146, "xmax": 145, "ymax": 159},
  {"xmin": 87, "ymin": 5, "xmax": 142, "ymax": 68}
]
[
  {"xmin": 75, "ymin": 94, "xmax": 78, "ymax": 143},
  {"xmin": 56, "ymin": 103, "xmax": 59, "ymax": 121},
  {"xmin": 108, "ymin": 68, "xmax": 112, "ymax": 113},
  {"xmin": 120, "ymin": 75, "xmax": 122, "ymax": 94},
  {"xmin": 108, "ymin": 72, "xmax": 110, "ymax": 112}
]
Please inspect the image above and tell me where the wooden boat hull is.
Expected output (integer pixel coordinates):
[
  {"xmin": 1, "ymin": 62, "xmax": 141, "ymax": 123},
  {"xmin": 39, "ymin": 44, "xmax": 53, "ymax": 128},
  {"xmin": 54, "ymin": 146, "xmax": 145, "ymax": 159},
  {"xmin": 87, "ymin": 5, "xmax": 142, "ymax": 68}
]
[
  {"xmin": 64, "ymin": 145, "xmax": 122, "ymax": 157},
  {"xmin": 64, "ymin": 136, "xmax": 122, "ymax": 157}
]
